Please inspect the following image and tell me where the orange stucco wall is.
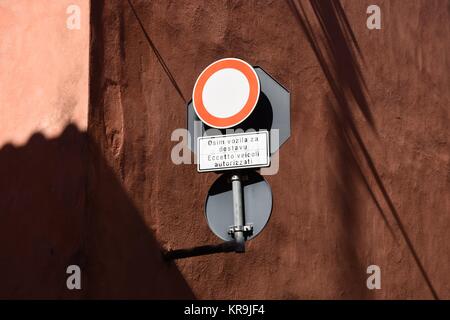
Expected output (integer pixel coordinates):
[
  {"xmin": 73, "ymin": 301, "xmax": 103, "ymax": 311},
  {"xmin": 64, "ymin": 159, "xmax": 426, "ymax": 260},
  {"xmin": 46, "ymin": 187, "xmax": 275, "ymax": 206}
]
[
  {"xmin": 0, "ymin": 0, "xmax": 89, "ymax": 298},
  {"xmin": 0, "ymin": 0, "xmax": 89, "ymax": 145}
]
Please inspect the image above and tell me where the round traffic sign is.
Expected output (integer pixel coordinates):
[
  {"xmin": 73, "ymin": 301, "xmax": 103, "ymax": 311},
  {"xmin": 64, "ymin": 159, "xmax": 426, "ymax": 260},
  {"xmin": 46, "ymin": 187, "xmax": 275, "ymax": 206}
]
[
  {"xmin": 205, "ymin": 171, "xmax": 272, "ymax": 241},
  {"xmin": 193, "ymin": 58, "xmax": 260, "ymax": 129}
]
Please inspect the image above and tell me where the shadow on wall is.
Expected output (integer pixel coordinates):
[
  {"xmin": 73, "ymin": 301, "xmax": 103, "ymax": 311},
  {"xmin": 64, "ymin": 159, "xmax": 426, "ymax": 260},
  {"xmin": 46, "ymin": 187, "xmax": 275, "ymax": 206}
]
[
  {"xmin": 287, "ymin": 0, "xmax": 439, "ymax": 299},
  {"xmin": 0, "ymin": 124, "xmax": 194, "ymax": 299},
  {"xmin": 287, "ymin": 0, "xmax": 384, "ymax": 298},
  {"xmin": 288, "ymin": 0, "xmax": 373, "ymax": 128}
]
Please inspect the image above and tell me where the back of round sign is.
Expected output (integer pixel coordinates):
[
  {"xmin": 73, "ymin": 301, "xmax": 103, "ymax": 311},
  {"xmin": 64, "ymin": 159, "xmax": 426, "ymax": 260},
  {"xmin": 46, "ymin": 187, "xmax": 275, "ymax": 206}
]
[{"xmin": 205, "ymin": 170, "xmax": 273, "ymax": 242}]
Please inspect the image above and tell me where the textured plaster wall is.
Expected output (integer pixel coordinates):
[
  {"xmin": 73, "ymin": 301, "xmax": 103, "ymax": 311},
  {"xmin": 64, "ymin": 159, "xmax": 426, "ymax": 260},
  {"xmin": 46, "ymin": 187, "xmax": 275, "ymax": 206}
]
[
  {"xmin": 0, "ymin": 0, "xmax": 448, "ymax": 299},
  {"xmin": 0, "ymin": 0, "xmax": 89, "ymax": 298},
  {"xmin": 88, "ymin": 0, "xmax": 449, "ymax": 299}
]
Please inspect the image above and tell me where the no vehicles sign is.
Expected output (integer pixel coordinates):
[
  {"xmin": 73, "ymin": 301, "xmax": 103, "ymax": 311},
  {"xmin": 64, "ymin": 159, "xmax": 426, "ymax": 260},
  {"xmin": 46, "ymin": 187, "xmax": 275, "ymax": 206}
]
[{"xmin": 192, "ymin": 58, "xmax": 260, "ymax": 129}]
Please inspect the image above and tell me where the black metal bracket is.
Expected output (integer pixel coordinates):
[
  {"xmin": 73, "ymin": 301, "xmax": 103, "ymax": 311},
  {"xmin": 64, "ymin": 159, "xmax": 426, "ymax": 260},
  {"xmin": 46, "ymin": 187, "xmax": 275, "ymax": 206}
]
[{"xmin": 228, "ymin": 224, "xmax": 253, "ymax": 238}]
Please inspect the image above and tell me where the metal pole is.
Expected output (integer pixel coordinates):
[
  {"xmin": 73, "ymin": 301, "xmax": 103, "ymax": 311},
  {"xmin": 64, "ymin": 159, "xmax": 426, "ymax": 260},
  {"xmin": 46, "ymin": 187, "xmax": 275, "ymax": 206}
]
[{"xmin": 231, "ymin": 174, "xmax": 245, "ymax": 253}]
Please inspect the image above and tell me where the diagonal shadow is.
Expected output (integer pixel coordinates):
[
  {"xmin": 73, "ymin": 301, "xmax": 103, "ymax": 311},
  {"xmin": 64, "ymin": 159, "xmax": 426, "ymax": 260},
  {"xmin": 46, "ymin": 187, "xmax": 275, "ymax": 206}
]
[
  {"xmin": 287, "ymin": 0, "xmax": 373, "ymax": 129},
  {"xmin": 287, "ymin": 0, "xmax": 439, "ymax": 299},
  {"xmin": 0, "ymin": 124, "xmax": 194, "ymax": 299},
  {"xmin": 84, "ymin": 127, "xmax": 195, "ymax": 299},
  {"xmin": 83, "ymin": 0, "xmax": 194, "ymax": 299}
]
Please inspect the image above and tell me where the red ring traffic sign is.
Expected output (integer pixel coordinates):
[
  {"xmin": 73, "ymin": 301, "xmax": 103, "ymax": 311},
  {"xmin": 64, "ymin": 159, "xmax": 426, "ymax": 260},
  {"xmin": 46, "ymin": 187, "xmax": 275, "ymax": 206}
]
[{"xmin": 192, "ymin": 58, "xmax": 260, "ymax": 129}]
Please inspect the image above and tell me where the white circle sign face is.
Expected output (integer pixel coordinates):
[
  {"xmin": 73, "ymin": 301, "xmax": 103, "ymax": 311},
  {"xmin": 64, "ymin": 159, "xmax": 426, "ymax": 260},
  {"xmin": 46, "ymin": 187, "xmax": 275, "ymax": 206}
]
[
  {"xmin": 202, "ymin": 68, "xmax": 250, "ymax": 119},
  {"xmin": 193, "ymin": 58, "xmax": 260, "ymax": 129}
]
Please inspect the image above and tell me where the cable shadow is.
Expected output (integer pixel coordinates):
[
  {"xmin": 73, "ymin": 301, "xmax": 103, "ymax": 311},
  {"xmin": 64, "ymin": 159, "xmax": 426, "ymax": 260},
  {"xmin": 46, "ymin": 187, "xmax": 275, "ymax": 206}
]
[
  {"xmin": 288, "ymin": 0, "xmax": 373, "ymax": 129},
  {"xmin": 287, "ymin": 0, "xmax": 439, "ymax": 299},
  {"xmin": 0, "ymin": 125, "xmax": 194, "ymax": 299},
  {"xmin": 326, "ymin": 105, "xmax": 367, "ymax": 298}
]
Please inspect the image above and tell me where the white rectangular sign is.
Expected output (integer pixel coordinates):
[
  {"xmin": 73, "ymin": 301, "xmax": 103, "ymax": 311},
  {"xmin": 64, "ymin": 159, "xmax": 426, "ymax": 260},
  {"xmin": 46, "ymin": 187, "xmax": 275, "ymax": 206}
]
[{"xmin": 197, "ymin": 131, "xmax": 270, "ymax": 172}]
